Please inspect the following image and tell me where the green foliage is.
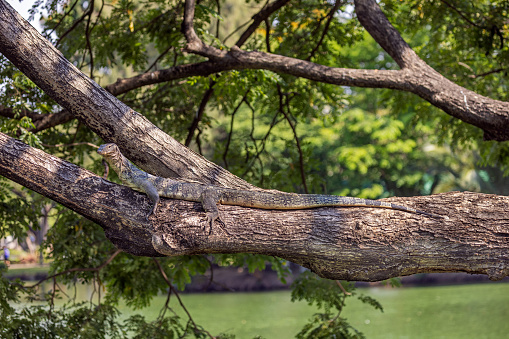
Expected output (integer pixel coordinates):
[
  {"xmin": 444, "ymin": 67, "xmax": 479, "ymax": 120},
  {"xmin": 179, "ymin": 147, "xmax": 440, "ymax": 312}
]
[
  {"xmin": 0, "ymin": 301, "xmax": 123, "ymax": 338},
  {"xmin": 124, "ymin": 314, "xmax": 184, "ymax": 339},
  {"xmin": 1, "ymin": 0, "xmax": 509, "ymax": 337},
  {"xmin": 291, "ymin": 272, "xmax": 383, "ymax": 338}
]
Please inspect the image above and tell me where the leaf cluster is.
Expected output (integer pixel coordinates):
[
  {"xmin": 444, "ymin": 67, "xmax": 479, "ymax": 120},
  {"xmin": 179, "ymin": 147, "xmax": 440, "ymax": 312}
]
[
  {"xmin": 291, "ymin": 271, "xmax": 383, "ymax": 339},
  {"xmin": 1, "ymin": 0, "xmax": 509, "ymax": 337}
]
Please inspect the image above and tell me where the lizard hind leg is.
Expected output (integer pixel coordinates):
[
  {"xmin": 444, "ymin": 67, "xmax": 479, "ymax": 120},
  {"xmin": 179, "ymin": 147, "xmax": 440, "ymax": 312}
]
[{"xmin": 200, "ymin": 190, "xmax": 222, "ymax": 234}]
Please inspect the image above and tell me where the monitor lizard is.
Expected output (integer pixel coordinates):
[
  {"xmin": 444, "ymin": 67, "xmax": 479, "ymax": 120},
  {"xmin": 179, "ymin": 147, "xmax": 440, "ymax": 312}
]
[{"xmin": 98, "ymin": 143, "xmax": 442, "ymax": 230}]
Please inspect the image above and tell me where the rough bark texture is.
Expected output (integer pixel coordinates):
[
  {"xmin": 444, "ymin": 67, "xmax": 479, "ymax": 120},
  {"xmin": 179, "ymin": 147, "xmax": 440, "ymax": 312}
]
[
  {"xmin": 0, "ymin": 0, "xmax": 253, "ymax": 190},
  {"xmin": 0, "ymin": 133, "xmax": 160, "ymax": 256},
  {"xmin": 0, "ymin": 133, "xmax": 507, "ymax": 281},
  {"xmin": 150, "ymin": 192, "xmax": 509, "ymax": 281},
  {"xmin": 0, "ymin": 0, "xmax": 508, "ymax": 282},
  {"xmin": 1, "ymin": 0, "xmax": 509, "ymax": 140},
  {"xmin": 353, "ymin": 0, "xmax": 509, "ymax": 141}
]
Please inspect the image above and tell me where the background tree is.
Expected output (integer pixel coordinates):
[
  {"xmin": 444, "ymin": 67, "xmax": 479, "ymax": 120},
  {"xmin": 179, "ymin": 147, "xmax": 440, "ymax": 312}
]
[{"xmin": 0, "ymin": 0, "xmax": 508, "ymax": 337}]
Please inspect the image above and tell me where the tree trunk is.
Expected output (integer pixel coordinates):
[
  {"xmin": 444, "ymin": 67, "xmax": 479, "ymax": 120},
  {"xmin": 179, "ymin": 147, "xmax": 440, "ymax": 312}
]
[
  {"xmin": 0, "ymin": 0, "xmax": 253, "ymax": 189},
  {"xmin": 0, "ymin": 133, "xmax": 507, "ymax": 281},
  {"xmin": 0, "ymin": 0, "xmax": 508, "ymax": 282}
]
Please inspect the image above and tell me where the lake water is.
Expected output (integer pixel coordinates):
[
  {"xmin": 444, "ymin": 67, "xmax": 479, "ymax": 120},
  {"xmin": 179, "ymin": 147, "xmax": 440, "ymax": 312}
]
[{"xmin": 13, "ymin": 282, "xmax": 509, "ymax": 338}]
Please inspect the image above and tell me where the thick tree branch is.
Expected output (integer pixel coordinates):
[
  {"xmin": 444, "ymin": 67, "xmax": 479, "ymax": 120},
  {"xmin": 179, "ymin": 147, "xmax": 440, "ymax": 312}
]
[
  {"xmin": 354, "ymin": 0, "xmax": 423, "ymax": 69},
  {"xmin": 235, "ymin": 0, "xmax": 291, "ymax": 47},
  {"xmin": 0, "ymin": 0, "xmax": 507, "ymax": 285},
  {"xmin": 3, "ymin": 0, "xmax": 507, "ymax": 141},
  {"xmin": 353, "ymin": 0, "xmax": 509, "ymax": 141},
  {"xmin": 0, "ymin": 132, "xmax": 507, "ymax": 281},
  {"xmin": 0, "ymin": 132, "xmax": 160, "ymax": 256},
  {"xmin": 178, "ymin": 0, "xmax": 499, "ymax": 141},
  {"xmin": 149, "ymin": 191, "xmax": 509, "ymax": 282},
  {"xmin": 0, "ymin": 0, "xmax": 253, "ymax": 189}
]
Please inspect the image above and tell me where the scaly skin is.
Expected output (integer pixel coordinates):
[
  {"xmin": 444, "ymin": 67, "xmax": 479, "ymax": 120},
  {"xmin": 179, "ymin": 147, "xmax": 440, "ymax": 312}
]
[{"xmin": 98, "ymin": 143, "xmax": 442, "ymax": 231}]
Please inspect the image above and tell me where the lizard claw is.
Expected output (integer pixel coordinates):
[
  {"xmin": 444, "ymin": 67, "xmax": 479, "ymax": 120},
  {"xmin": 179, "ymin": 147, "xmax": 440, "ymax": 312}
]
[
  {"xmin": 205, "ymin": 212, "xmax": 227, "ymax": 235},
  {"xmin": 205, "ymin": 212, "xmax": 218, "ymax": 235}
]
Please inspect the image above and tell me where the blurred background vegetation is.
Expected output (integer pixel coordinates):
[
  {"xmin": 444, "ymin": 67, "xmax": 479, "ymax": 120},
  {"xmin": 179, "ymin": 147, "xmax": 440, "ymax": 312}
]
[{"xmin": 1, "ymin": 0, "xmax": 509, "ymax": 337}]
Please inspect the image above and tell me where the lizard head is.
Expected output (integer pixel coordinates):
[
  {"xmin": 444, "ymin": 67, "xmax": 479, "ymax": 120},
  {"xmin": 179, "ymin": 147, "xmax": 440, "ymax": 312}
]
[{"xmin": 97, "ymin": 143, "xmax": 120, "ymax": 158}]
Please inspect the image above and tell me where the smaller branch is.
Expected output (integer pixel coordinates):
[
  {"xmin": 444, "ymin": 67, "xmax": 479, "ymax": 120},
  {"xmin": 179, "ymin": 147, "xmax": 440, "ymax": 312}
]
[
  {"xmin": 278, "ymin": 86, "xmax": 308, "ymax": 193},
  {"xmin": 439, "ymin": 0, "xmax": 481, "ymax": 28},
  {"xmin": 235, "ymin": 0, "xmax": 291, "ymax": 47},
  {"xmin": 84, "ymin": 0, "xmax": 95, "ymax": 79},
  {"xmin": 185, "ymin": 81, "xmax": 216, "ymax": 146},
  {"xmin": 240, "ymin": 108, "xmax": 282, "ymax": 179},
  {"xmin": 145, "ymin": 45, "xmax": 173, "ymax": 72},
  {"xmin": 49, "ymin": 276, "xmax": 56, "ymax": 310},
  {"xmin": 182, "ymin": 0, "xmax": 226, "ymax": 59},
  {"xmin": 243, "ymin": 99, "xmax": 263, "ymax": 179},
  {"xmin": 0, "ymin": 104, "xmax": 75, "ymax": 142},
  {"xmin": 336, "ymin": 280, "xmax": 351, "ymax": 295},
  {"xmin": 47, "ymin": 0, "xmax": 80, "ymax": 38},
  {"xmin": 20, "ymin": 249, "xmax": 122, "ymax": 289},
  {"xmin": 156, "ymin": 289, "xmax": 173, "ymax": 325},
  {"xmin": 306, "ymin": 0, "xmax": 342, "ymax": 61},
  {"xmin": 222, "ymin": 91, "xmax": 249, "ymax": 169},
  {"xmin": 214, "ymin": 0, "xmax": 221, "ymax": 38},
  {"xmin": 194, "ymin": 127, "xmax": 203, "ymax": 154},
  {"xmin": 41, "ymin": 142, "xmax": 99, "ymax": 148},
  {"xmin": 152, "ymin": 258, "xmax": 215, "ymax": 339},
  {"xmin": 90, "ymin": 0, "xmax": 105, "ymax": 33},
  {"xmin": 32, "ymin": 110, "xmax": 74, "ymax": 133},
  {"xmin": 354, "ymin": 0, "xmax": 423, "ymax": 69},
  {"xmin": 182, "ymin": 0, "xmax": 291, "ymax": 146},
  {"xmin": 0, "ymin": 105, "xmax": 43, "ymax": 121},
  {"xmin": 264, "ymin": 18, "xmax": 271, "ymax": 53},
  {"xmin": 469, "ymin": 68, "xmax": 506, "ymax": 79},
  {"xmin": 222, "ymin": 20, "xmax": 251, "ymax": 45},
  {"xmin": 55, "ymin": 1, "xmax": 94, "ymax": 48}
]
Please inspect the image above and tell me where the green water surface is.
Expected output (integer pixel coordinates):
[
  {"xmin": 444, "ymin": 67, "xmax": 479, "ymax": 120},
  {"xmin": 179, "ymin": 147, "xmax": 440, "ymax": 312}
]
[
  {"xmin": 11, "ymin": 281, "xmax": 509, "ymax": 338},
  {"xmin": 124, "ymin": 283, "xmax": 509, "ymax": 338}
]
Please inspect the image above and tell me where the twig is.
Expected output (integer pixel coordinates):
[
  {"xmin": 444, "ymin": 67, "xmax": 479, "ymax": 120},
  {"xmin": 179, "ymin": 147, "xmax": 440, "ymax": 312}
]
[
  {"xmin": 277, "ymin": 86, "xmax": 308, "ymax": 193},
  {"xmin": 336, "ymin": 280, "xmax": 351, "ymax": 295},
  {"xmin": 439, "ymin": 0, "xmax": 481, "ymax": 28},
  {"xmin": 19, "ymin": 249, "xmax": 122, "ymax": 289},
  {"xmin": 145, "ymin": 45, "xmax": 174, "ymax": 72},
  {"xmin": 55, "ymin": 0, "xmax": 95, "ymax": 48},
  {"xmin": 235, "ymin": 0, "xmax": 291, "ymax": 47},
  {"xmin": 306, "ymin": 0, "xmax": 342, "ymax": 61},
  {"xmin": 84, "ymin": 0, "xmax": 95, "ymax": 78},
  {"xmin": 240, "ymin": 109, "xmax": 282, "ymax": 178},
  {"xmin": 47, "ymin": 0, "xmax": 80, "ymax": 38},
  {"xmin": 41, "ymin": 142, "xmax": 99, "ymax": 149},
  {"xmin": 222, "ymin": 91, "xmax": 249, "ymax": 169},
  {"xmin": 471, "ymin": 68, "xmax": 506, "ymax": 79},
  {"xmin": 185, "ymin": 81, "xmax": 215, "ymax": 146},
  {"xmin": 152, "ymin": 258, "xmax": 215, "ymax": 339}
]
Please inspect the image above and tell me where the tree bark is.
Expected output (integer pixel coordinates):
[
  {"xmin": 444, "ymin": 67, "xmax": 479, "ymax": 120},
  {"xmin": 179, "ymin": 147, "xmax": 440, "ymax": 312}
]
[
  {"xmin": 0, "ymin": 132, "xmax": 507, "ymax": 281},
  {"xmin": 0, "ymin": 0, "xmax": 508, "ymax": 282},
  {"xmin": 2, "ymin": 0, "xmax": 509, "ymax": 140},
  {"xmin": 182, "ymin": 0, "xmax": 509, "ymax": 141},
  {"xmin": 0, "ymin": 0, "xmax": 253, "ymax": 190}
]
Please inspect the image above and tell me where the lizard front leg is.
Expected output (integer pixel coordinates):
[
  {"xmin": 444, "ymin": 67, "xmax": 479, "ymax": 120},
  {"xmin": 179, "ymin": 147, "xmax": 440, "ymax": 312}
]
[{"xmin": 140, "ymin": 181, "xmax": 160, "ymax": 218}]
